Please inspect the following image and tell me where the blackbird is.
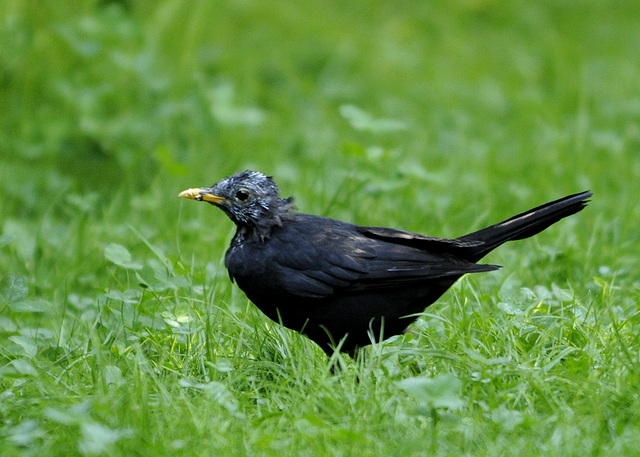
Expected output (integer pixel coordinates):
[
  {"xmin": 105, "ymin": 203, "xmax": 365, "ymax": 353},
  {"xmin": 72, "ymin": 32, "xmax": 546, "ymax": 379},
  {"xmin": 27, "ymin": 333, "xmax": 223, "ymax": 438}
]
[{"xmin": 179, "ymin": 171, "xmax": 591, "ymax": 355}]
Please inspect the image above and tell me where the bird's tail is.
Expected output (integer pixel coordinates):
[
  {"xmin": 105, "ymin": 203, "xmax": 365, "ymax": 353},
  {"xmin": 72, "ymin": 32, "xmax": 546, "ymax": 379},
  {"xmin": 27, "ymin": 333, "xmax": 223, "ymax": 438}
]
[{"xmin": 457, "ymin": 191, "xmax": 592, "ymax": 262}]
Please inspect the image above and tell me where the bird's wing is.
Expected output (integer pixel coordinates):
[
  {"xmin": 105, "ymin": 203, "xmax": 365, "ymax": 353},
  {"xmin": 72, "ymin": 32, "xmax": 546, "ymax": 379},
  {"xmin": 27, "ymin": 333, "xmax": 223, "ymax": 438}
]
[
  {"xmin": 259, "ymin": 218, "xmax": 498, "ymax": 299},
  {"xmin": 359, "ymin": 226, "xmax": 486, "ymax": 253}
]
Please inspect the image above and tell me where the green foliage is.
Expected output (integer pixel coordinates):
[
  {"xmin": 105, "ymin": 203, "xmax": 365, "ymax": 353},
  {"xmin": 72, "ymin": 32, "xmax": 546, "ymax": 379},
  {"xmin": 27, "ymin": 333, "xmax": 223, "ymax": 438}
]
[{"xmin": 1, "ymin": 0, "xmax": 640, "ymax": 456}]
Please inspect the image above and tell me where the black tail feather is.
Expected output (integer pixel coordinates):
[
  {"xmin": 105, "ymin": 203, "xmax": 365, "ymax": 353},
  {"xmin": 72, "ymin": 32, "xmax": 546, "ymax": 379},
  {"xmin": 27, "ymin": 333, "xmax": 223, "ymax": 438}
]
[{"xmin": 458, "ymin": 191, "xmax": 592, "ymax": 262}]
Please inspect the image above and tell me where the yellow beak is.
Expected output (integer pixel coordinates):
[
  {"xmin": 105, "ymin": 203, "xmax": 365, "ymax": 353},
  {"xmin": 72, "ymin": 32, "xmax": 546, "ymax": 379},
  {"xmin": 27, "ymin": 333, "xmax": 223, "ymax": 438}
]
[{"xmin": 178, "ymin": 188, "xmax": 226, "ymax": 204}]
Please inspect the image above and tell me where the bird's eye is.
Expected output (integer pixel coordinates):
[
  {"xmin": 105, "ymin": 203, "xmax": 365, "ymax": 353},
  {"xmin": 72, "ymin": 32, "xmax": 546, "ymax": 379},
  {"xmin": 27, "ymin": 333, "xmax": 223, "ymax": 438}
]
[{"xmin": 235, "ymin": 188, "xmax": 250, "ymax": 201}]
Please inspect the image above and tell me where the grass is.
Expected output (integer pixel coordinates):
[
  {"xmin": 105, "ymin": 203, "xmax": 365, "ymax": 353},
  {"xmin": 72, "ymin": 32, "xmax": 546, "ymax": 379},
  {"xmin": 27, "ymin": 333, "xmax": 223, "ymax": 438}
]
[{"xmin": 1, "ymin": 0, "xmax": 640, "ymax": 455}]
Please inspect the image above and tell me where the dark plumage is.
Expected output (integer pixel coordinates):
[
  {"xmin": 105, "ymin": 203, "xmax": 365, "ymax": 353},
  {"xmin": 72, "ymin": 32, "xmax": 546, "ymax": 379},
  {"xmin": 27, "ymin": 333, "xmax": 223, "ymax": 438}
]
[{"xmin": 179, "ymin": 171, "xmax": 591, "ymax": 355}]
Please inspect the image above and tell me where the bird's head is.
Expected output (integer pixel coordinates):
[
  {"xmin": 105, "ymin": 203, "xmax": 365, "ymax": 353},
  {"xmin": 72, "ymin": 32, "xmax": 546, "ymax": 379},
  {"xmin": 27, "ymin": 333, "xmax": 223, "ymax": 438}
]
[{"xmin": 179, "ymin": 171, "xmax": 295, "ymax": 235}]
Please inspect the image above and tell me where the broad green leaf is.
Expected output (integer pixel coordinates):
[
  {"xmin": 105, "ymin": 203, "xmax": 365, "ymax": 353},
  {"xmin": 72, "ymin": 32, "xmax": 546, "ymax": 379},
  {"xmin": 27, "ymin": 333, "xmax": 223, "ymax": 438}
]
[
  {"xmin": 104, "ymin": 365, "xmax": 123, "ymax": 386},
  {"xmin": 0, "ymin": 234, "xmax": 17, "ymax": 247},
  {"xmin": 397, "ymin": 373, "xmax": 464, "ymax": 410},
  {"xmin": 66, "ymin": 192, "xmax": 99, "ymax": 214},
  {"xmin": 0, "ymin": 316, "xmax": 17, "ymax": 332},
  {"xmin": 104, "ymin": 243, "xmax": 143, "ymax": 270},
  {"xmin": 340, "ymin": 104, "xmax": 406, "ymax": 132},
  {"xmin": 10, "ymin": 358, "xmax": 38, "ymax": 376},
  {"xmin": 44, "ymin": 401, "xmax": 91, "ymax": 425},
  {"xmin": 78, "ymin": 422, "xmax": 132, "ymax": 455},
  {"xmin": 9, "ymin": 299, "xmax": 50, "ymax": 313},
  {"xmin": 497, "ymin": 301, "xmax": 524, "ymax": 316},
  {"xmin": 7, "ymin": 420, "xmax": 44, "ymax": 447},
  {"xmin": 491, "ymin": 406, "xmax": 524, "ymax": 431},
  {"xmin": 9, "ymin": 335, "xmax": 38, "ymax": 358},
  {"xmin": 179, "ymin": 379, "xmax": 239, "ymax": 413},
  {"xmin": 1, "ymin": 274, "xmax": 28, "ymax": 303},
  {"xmin": 104, "ymin": 288, "xmax": 141, "ymax": 304}
]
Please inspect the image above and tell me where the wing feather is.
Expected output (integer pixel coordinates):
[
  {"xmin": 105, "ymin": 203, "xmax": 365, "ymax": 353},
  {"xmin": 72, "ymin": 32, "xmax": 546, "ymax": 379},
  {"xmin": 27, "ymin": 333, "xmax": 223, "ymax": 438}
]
[{"xmin": 256, "ymin": 215, "xmax": 499, "ymax": 299}]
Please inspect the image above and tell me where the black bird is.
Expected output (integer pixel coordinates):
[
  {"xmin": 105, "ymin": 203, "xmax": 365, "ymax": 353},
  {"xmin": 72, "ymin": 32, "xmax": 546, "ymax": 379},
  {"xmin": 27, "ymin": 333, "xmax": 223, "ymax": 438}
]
[{"xmin": 179, "ymin": 171, "xmax": 591, "ymax": 355}]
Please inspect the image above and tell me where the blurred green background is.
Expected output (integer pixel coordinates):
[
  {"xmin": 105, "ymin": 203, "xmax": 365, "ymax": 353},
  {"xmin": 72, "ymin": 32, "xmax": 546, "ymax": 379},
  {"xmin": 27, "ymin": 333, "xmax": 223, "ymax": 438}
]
[{"xmin": 1, "ymin": 1, "xmax": 639, "ymax": 456}]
